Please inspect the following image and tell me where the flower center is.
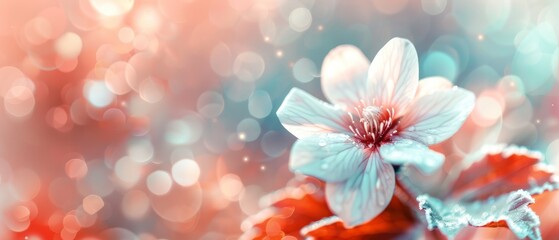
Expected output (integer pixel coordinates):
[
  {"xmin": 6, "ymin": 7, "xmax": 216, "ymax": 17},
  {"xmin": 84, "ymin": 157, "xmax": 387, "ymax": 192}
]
[{"xmin": 347, "ymin": 104, "xmax": 400, "ymax": 149}]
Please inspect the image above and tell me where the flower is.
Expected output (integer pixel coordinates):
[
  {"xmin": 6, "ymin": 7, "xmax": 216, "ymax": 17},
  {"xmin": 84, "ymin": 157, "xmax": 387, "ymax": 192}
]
[{"xmin": 276, "ymin": 37, "xmax": 475, "ymax": 226}]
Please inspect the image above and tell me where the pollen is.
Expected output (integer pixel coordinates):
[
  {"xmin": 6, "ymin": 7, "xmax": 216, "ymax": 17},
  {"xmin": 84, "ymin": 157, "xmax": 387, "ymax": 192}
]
[{"xmin": 347, "ymin": 103, "xmax": 399, "ymax": 149}]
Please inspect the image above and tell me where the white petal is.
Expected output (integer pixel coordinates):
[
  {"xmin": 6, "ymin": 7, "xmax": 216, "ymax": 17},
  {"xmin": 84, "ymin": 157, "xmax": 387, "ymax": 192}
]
[
  {"xmin": 290, "ymin": 134, "xmax": 366, "ymax": 182},
  {"xmin": 277, "ymin": 88, "xmax": 349, "ymax": 139},
  {"xmin": 379, "ymin": 139, "xmax": 444, "ymax": 174},
  {"xmin": 321, "ymin": 45, "xmax": 370, "ymax": 107},
  {"xmin": 399, "ymin": 87, "xmax": 475, "ymax": 145},
  {"xmin": 367, "ymin": 38, "xmax": 418, "ymax": 111},
  {"xmin": 415, "ymin": 77, "xmax": 452, "ymax": 99},
  {"xmin": 325, "ymin": 154, "xmax": 395, "ymax": 227}
]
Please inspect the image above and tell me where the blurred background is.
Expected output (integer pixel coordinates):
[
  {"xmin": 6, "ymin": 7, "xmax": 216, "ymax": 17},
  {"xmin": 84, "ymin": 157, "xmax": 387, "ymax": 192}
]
[{"xmin": 0, "ymin": 0, "xmax": 558, "ymax": 239}]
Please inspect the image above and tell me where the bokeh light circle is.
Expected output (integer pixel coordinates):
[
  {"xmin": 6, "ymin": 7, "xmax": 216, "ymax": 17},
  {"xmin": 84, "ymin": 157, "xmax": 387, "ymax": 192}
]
[
  {"xmin": 114, "ymin": 156, "xmax": 144, "ymax": 186},
  {"xmin": 164, "ymin": 112, "xmax": 204, "ymax": 145},
  {"xmin": 292, "ymin": 58, "xmax": 318, "ymax": 83},
  {"xmin": 10, "ymin": 168, "xmax": 41, "ymax": 201},
  {"xmin": 171, "ymin": 159, "xmax": 200, "ymax": 187},
  {"xmin": 421, "ymin": 0, "xmax": 447, "ymax": 15},
  {"xmin": 77, "ymin": 160, "xmax": 115, "ymax": 197},
  {"xmin": 248, "ymin": 90, "xmax": 273, "ymax": 119},
  {"xmin": 90, "ymin": 0, "xmax": 135, "ymax": 16},
  {"xmin": 260, "ymin": 131, "xmax": 289, "ymax": 158},
  {"xmin": 127, "ymin": 137, "xmax": 154, "ymax": 164},
  {"xmin": 83, "ymin": 194, "xmax": 104, "ymax": 215},
  {"xmin": 105, "ymin": 61, "xmax": 135, "ymax": 95},
  {"xmin": 422, "ymin": 51, "xmax": 458, "ymax": 82},
  {"xmin": 219, "ymin": 174, "xmax": 244, "ymax": 201},
  {"xmin": 55, "ymin": 32, "xmax": 82, "ymax": 59},
  {"xmin": 149, "ymin": 182, "xmax": 202, "ymax": 222},
  {"xmin": 210, "ymin": 43, "xmax": 233, "ymax": 77},
  {"xmin": 4, "ymin": 86, "xmax": 35, "ymax": 118},
  {"xmin": 121, "ymin": 190, "xmax": 150, "ymax": 220},
  {"xmin": 233, "ymin": 52, "xmax": 265, "ymax": 82},
  {"xmin": 147, "ymin": 170, "xmax": 173, "ymax": 196},
  {"xmin": 237, "ymin": 118, "xmax": 261, "ymax": 142},
  {"xmin": 84, "ymin": 80, "xmax": 115, "ymax": 108},
  {"xmin": 65, "ymin": 158, "xmax": 88, "ymax": 179},
  {"xmin": 472, "ymin": 93, "xmax": 504, "ymax": 127},
  {"xmin": 289, "ymin": 8, "xmax": 312, "ymax": 32},
  {"xmin": 546, "ymin": 139, "xmax": 559, "ymax": 166},
  {"xmin": 197, "ymin": 91, "xmax": 225, "ymax": 119}
]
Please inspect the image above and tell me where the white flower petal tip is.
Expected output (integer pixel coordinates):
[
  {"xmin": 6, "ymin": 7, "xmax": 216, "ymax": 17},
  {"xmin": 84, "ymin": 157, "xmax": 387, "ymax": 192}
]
[
  {"xmin": 368, "ymin": 37, "xmax": 419, "ymax": 110},
  {"xmin": 276, "ymin": 88, "xmax": 348, "ymax": 139},
  {"xmin": 325, "ymin": 155, "xmax": 395, "ymax": 227},
  {"xmin": 380, "ymin": 139, "xmax": 444, "ymax": 174},
  {"xmin": 321, "ymin": 45, "xmax": 370, "ymax": 107},
  {"xmin": 289, "ymin": 134, "xmax": 366, "ymax": 182}
]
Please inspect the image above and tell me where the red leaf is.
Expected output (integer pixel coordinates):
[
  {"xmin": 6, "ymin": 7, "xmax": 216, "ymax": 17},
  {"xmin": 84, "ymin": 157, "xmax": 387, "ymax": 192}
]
[
  {"xmin": 447, "ymin": 145, "xmax": 558, "ymax": 201},
  {"xmin": 240, "ymin": 178, "xmax": 331, "ymax": 239},
  {"xmin": 301, "ymin": 192, "xmax": 416, "ymax": 239}
]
